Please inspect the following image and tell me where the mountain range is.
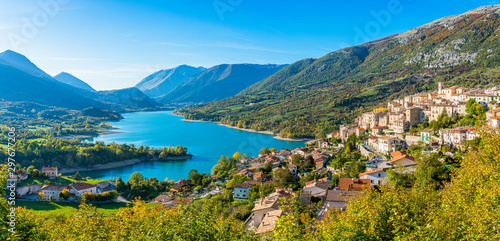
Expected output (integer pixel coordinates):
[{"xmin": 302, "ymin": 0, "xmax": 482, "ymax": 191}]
[
  {"xmin": 0, "ymin": 50, "xmax": 159, "ymax": 111},
  {"xmin": 136, "ymin": 65, "xmax": 206, "ymax": 98},
  {"xmin": 53, "ymin": 72, "xmax": 96, "ymax": 91},
  {"xmin": 176, "ymin": 5, "xmax": 500, "ymax": 138},
  {"xmin": 157, "ymin": 64, "xmax": 287, "ymax": 104}
]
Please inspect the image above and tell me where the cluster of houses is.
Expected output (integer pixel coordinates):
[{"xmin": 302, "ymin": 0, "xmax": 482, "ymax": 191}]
[
  {"xmin": 6, "ymin": 166, "xmax": 58, "ymax": 189},
  {"xmin": 336, "ymin": 83, "xmax": 500, "ymax": 153},
  {"xmin": 6, "ymin": 166, "xmax": 117, "ymax": 202},
  {"xmin": 234, "ymin": 148, "xmax": 331, "ymax": 186}
]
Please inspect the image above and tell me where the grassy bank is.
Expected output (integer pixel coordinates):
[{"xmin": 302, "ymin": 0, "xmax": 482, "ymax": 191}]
[{"xmin": 17, "ymin": 201, "xmax": 140, "ymax": 216}]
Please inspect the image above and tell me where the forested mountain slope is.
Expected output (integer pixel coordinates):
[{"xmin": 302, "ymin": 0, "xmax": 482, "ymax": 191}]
[{"xmin": 176, "ymin": 5, "xmax": 500, "ymax": 138}]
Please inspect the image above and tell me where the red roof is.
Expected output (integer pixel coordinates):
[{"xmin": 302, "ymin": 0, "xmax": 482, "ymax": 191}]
[
  {"xmin": 70, "ymin": 183, "xmax": 95, "ymax": 191},
  {"xmin": 42, "ymin": 167, "xmax": 57, "ymax": 171},
  {"xmin": 244, "ymin": 181, "xmax": 262, "ymax": 186},
  {"xmin": 41, "ymin": 185, "xmax": 69, "ymax": 191},
  {"xmin": 338, "ymin": 178, "xmax": 371, "ymax": 191},
  {"xmin": 359, "ymin": 168, "xmax": 387, "ymax": 177},
  {"xmin": 254, "ymin": 172, "xmax": 266, "ymax": 179}
]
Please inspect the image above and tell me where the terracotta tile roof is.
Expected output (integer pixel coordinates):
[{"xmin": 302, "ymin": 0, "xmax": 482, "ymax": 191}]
[
  {"xmin": 70, "ymin": 183, "xmax": 95, "ymax": 191},
  {"xmin": 391, "ymin": 154, "xmax": 415, "ymax": 164},
  {"xmin": 391, "ymin": 151, "xmax": 404, "ymax": 158},
  {"xmin": 338, "ymin": 178, "xmax": 371, "ymax": 191},
  {"xmin": 234, "ymin": 182, "xmax": 250, "ymax": 189},
  {"xmin": 41, "ymin": 185, "xmax": 69, "ymax": 191},
  {"xmin": 154, "ymin": 195, "xmax": 173, "ymax": 203},
  {"xmin": 359, "ymin": 168, "xmax": 387, "ymax": 177},
  {"xmin": 41, "ymin": 167, "xmax": 57, "ymax": 171},
  {"xmin": 244, "ymin": 181, "xmax": 262, "ymax": 186},
  {"xmin": 288, "ymin": 164, "xmax": 297, "ymax": 168},
  {"xmin": 326, "ymin": 190, "xmax": 361, "ymax": 202},
  {"xmin": 492, "ymin": 117, "xmax": 500, "ymax": 120},
  {"xmin": 255, "ymin": 210, "xmax": 283, "ymax": 234},
  {"xmin": 254, "ymin": 172, "xmax": 266, "ymax": 179}
]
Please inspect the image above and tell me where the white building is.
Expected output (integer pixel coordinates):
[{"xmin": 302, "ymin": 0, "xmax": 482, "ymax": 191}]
[
  {"xmin": 234, "ymin": 182, "xmax": 251, "ymax": 199},
  {"xmin": 358, "ymin": 168, "xmax": 388, "ymax": 186},
  {"xmin": 377, "ymin": 136, "xmax": 404, "ymax": 153}
]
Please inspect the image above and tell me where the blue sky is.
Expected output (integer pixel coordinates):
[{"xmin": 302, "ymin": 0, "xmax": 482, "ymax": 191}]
[{"xmin": 0, "ymin": 0, "xmax": 498, "ymax": 90}]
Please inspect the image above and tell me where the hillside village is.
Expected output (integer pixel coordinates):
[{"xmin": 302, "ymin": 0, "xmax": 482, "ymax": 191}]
[
  {"xmin": 200, "ymin": 81, "xmax": 500, "ymax": 235},
  {"xmin": 7, "ymin": 82, "xmax": 500, "ymax": 237}
]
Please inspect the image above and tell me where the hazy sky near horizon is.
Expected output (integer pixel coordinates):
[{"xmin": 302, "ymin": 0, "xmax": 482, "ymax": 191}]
[{"xmin": 0, "ymin": 0, "xmax": 497, "ymax": 90}]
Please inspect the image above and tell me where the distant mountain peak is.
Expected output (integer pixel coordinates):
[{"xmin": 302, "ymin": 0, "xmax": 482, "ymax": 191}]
[
  {"xmin": 53, "ymin": 72, "xmax": 96, "ymax": 91},
  {"xmin": 0, "ymin": 50, "xmax": 51, "ymax": 79},
  {"xmin": 135, "ymin": 65, "xmax": 206, "ymax": 98},
  {"xmin": 396, "ymin": 4, "xmax": 500, "ymax": 44}
]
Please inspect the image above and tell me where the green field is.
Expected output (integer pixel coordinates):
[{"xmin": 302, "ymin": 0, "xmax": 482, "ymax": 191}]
[
  {"xmin": 17, "ymin": 201, "xmax": 134, "ymax": 216},
  {"xmin": 18, "ymin": 176, "xmax": 106, "ymax": 187}
]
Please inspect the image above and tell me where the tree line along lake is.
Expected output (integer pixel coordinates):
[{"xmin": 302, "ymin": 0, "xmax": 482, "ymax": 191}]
[{"xmin": 82, "ymin": 111, "xmax": 305, "ymax": 181}]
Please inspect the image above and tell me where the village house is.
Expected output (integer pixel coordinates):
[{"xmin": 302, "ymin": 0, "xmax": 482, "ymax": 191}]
[
  {"xmin": 317, "ymin": 139, "xmax": 331, "ymax": 148},
  {"xmin": 152, "ymin": 195, "xmax": 173, "ymax": 204},
  {"xmin": 377, "ymin": 136, "xmax": 404, "ymax": 153},
  {"xmin": 324, "ymin": 190, "xmax": 362, "ymax": 211},
  {"xmin": 390, "ymin": 151, "xmax": 416, "ymax": 167},
  {"xmin": 486, "ymin": 109, "xmax": 500, "ymax": 119},
  {"xmin": 251, "ymin": 192, "xmax": 284, "ymax": 228},
  {"xmin": 170, "ymin": 180, "xmax": 191, "ymax": 194},
  {"xmin": 326, "ymin": 131, "xmax": 339, "ymax": 139},
  {"xmin": 69, "ymin": 182, "xmax": 97, "ymax": 196},
  {"xmin": 41, "ymin": 166, "xmax": 58, "ymax": 179},
  {"xmin": 490, "ymin": 116, "xmax": 500, "ymax": 128},
  {"xmin": 439, "ymin": 127, "xmax": 478, "ymax": 146},
  {"xmin": 338, "ymin": 178, "xmax": 371, "ymax": 191},
  {"xmin": 420, "ymin": 128, "xmax": 434, "ymax": 143},
  {"xmin": 339, "ymin": 124, "xmax": 358, "ymax": 141},
  {"xmin": 255, "ymin": 209, "xmax": 283, "ymax": 235},
  {"xmin": 358, "ymin": 168, "xmax": 388, "ymax": 185},
  {"xmin": 40, "ymin": 185, "xmax": 69, "ymax": 201},
  {"xmin": 253, "ymin": 172, "xmax": 266, "ymax": 182},
  {"xmin": 234, "ymin": 182, "xmax": 251, "ymax": 200},
  {"xmin": 292, "ymin": 148, "xmax": 309, "ymax": 156}
]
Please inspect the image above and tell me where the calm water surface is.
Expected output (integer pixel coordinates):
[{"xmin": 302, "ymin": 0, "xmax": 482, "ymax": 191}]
[{"xmin": 82, "ymin": 111, "xmax": 304, "ymax": 181}]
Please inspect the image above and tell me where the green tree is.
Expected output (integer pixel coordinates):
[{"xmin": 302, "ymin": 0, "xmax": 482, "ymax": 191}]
[
  {"xmin": 73, "ymin": 171, "xmax": 82, "ymax": 181},
  {"xmin": 128, "ymin": 172, "xmax": 144, "ymax": 186},
  {"xmin": 273, "ymin": 168, "xmax": 294, "ymax": 187}
]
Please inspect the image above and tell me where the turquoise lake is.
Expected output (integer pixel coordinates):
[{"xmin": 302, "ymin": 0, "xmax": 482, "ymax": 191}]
[{"xmin": 83, "ymin": 111, "xmax": 304, "ymax": 181}]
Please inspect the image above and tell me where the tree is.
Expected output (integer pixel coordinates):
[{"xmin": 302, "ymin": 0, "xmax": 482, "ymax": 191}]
[
  {"xmin": 128, "ymin": 172, "xmax": 144, "ymax": 186},
  {"xmin": 302, "ymin": 156, "xmax": 315, "ymax": 172},
  {"xmin": 116, "ymin": 177, "xmax": 125, "ymax": 191},
  {"xmin": 38, "ymin": 192, "xmax": 45, "ymax": 200},
  {"xmin": 259, "ymin": 147, "xmax": 271, "ymax": 155},
  {"xmin": 466, "ymin": 98, "xmax": 477, "ymax": 115},
  {"xmin": 188, "ymin": 169, "xmax": 204, "ymax": 186},
  {"xmin": 232, "ymin": 152, "xmax": 241, "ymax": 161},
  {"xmin": 273, "ymin": 168, "xmax": 294, "ymax": 187},
  {"xmin": 259, "ymin": 161, "xmax": 273, "ymax": 176},
  {"xmin": 73, "ymin": 171, "xmax": 82, "ymax": 181},
  {"xmin": 60, "ymin": 188, "xmax": 70, "ymax": 200},
  {"xmin": 292, "ymin": 154, "xmax": 303, "ymax": 166}
]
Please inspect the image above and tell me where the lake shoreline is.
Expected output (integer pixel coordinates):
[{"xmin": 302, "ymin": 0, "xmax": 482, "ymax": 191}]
[
  {"xmin": 173, "ymin": 112, "xmax": 311, "ymax": 142},
  {"xmin": 59, "ymin": 155, "xmax": 194, "ymax": 174}
]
